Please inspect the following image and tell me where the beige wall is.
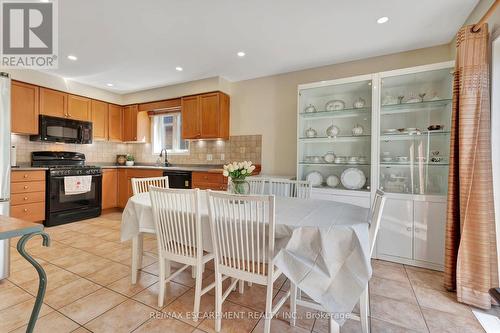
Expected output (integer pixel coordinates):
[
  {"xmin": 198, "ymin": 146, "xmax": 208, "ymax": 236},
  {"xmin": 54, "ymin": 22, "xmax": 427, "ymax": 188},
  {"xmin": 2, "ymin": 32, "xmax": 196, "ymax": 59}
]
[{"xmin": 228, "ymin": 44, "xmax": 453, "ymax": 176}]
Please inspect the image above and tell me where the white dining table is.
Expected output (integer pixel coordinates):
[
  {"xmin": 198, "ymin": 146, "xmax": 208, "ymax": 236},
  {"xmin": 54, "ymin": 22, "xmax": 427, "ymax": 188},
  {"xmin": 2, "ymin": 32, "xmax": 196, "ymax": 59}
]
[{"xmin": 121, "ymin": 191, "xmax": 372, "ymax": 320}]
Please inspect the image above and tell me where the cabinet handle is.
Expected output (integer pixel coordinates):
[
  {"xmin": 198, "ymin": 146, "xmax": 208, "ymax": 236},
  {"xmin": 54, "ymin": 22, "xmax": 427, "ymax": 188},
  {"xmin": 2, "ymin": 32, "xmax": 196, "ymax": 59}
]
[
  {"xmin": 23, "ymin": 208, "xmax": 28, "ymax": 212},
  {"xmin": 68, "ymin": 113, "xmax": 72, "ymax": 117},
  {"xmin": 24, "ymin": 197, "xmax": 28, "ymax": 201},
  {"xmin": 406, "ymin": 227, "xmax": 412, "ymax": 232},
  {"xmin": 23, "ymin": 174, "xmax": 28, "ymax": 178},
  {"xmin": 24, "ymin": 185, "xmax": 28, "ymax": 189}
]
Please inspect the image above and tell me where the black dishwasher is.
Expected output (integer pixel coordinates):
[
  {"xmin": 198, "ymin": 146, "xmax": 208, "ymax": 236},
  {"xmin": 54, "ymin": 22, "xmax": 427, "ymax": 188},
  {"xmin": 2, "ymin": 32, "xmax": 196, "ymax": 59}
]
[{"xmin": 163, "ymin": 170, "xmax": 192, "ymax": 189}]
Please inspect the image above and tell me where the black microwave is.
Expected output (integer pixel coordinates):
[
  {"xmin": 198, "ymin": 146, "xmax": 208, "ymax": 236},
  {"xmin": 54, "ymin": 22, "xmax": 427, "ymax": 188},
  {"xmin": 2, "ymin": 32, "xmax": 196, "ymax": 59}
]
[{"xmin": 30, "ymin": 115, "xmax": 93, "ymax": 144}]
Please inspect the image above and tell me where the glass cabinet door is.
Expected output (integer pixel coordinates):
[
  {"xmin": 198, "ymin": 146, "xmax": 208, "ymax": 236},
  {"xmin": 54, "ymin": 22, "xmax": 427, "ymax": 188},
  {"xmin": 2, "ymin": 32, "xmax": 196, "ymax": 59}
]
[
  {"xmin": 297, "ymin": 79, "xmax": 372, "ymax": 192},
  {"xmin": 379, "ymin": 67, "xmax": 453, "ymax": 195}
]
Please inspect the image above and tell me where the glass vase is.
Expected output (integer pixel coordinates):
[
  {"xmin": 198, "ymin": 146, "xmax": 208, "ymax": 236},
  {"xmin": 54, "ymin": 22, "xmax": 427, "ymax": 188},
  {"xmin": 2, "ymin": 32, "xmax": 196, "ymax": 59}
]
[{"xmin": 229, "ymin": 179, "xmax": 250, "ymax": 195}]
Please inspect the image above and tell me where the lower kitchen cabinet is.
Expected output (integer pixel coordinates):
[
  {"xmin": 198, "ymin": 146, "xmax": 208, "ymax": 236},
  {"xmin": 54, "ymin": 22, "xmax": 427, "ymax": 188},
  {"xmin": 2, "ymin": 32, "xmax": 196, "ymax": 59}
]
[
  {"xmin": 375, "ymin": 196, "xmax": 447, "ymax": 270},
  {"xmin": 192, "ymin": 171, "xmax": 227, "ymax": 190},
  {"xmin": 117, "ymin": 169, "xmax": 164, "ymax": 208},
  {"xmin": 102, "ymin": 169, "xmax": 118, "ymax": 209},
  {"xmin": 10, "ymin": 170, "xmax": 46, "ymax": 223}
]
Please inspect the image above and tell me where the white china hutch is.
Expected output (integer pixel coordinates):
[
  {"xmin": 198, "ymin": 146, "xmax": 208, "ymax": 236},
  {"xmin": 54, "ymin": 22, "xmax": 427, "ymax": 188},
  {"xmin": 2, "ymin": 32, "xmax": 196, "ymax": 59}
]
[{"xmin": 297, "ymin": 61, "xmax": 454, "ymax": 270}]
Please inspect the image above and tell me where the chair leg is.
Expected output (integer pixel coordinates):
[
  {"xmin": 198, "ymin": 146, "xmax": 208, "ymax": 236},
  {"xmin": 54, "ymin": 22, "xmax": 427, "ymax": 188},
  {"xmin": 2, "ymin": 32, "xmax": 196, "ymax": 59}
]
[
  {"xmin": 193, "ymin": 264, "xmax": 203, "ymax": 322},
  {"xmin": 158, "ymin": 258, "xmax": 165, "ymax": 307},
  {"xmin": 360, "ymin": 286, "xmax": 370, "ymax": 333},
  {"xmin": 238, "ymin": 279, "xmax": 245, "ymax": 294},
  {"xmin": 192, "ymin": 266, "xmax": 196, "ymax": 279},
  {"xmin": 263, "ymin": 282, "xmax": 274, "ymax": 333},
  {"xmin": 329, "ymin": 314, "xmax": 340, "ymax": 333},
  {"xmin": 131, "ymin": 234, "xmax": 141, "ymax": 284},
  {"xmin": 289, "ymin": 282, "xmax": 297, "ymax": 326},
  {"xmin": 215, "ymin": 273, "xmax": 223, "ymax": 332}
]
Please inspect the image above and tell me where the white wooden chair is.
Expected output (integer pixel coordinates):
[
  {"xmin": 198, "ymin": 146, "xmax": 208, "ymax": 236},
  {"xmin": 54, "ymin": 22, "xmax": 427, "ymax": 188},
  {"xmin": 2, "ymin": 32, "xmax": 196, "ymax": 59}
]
[
  {"xmin": 149, "ymin": 187, "xmax": 215, "ymax": 320},
  {"xmin": 131, "ymin": 176, "xmax": 169, "ymax": 195},
  {"xmin": 206, "ymin": 191, "xmax": 290, "ymax": 333},
  {"xmin": 289, "ymin": 189, "xmax": 387, "ymax": 333},
  {"xmin": 130, "ymin": 176, "xmax": 170, "ymax": 283},
  {"xmin": 268, "ymin": 179, "xmax": 312, "ymax": 199}
]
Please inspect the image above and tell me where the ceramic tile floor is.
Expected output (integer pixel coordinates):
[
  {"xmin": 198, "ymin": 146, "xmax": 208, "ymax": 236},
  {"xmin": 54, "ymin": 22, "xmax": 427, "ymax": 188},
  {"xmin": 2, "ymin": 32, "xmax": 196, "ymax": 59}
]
[{"xmin": 1, "ymin": 212, "xmax": 492, "ymax": 333}]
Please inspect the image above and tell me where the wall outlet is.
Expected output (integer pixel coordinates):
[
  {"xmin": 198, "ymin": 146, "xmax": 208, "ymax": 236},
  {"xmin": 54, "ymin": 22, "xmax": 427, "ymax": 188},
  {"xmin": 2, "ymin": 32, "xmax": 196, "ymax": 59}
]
[
  {"xmin": 206, "ymin": 154, "xmax": 213, "ymax": 161},
  {"xmin": 220, "ymin": 153, "xmax": 225, "ymax": 161}
]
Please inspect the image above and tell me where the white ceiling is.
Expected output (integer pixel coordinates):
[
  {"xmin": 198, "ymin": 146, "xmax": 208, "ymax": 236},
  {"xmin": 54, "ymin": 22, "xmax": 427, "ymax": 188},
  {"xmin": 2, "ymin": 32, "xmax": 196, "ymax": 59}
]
[{"xmin": 46, "ymin": 0, "xmax": 478, "ymax": 94}]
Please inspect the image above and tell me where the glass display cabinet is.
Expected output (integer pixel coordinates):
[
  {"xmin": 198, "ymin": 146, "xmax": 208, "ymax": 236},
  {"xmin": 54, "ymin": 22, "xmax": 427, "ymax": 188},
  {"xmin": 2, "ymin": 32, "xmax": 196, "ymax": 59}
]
[
  {"xmin": 379, "ymin": 68, "xmax": 453, "ymax": 195},
  {"xmin": 297, "ymin": 75, "xmax": 375, "ymax": 207}
]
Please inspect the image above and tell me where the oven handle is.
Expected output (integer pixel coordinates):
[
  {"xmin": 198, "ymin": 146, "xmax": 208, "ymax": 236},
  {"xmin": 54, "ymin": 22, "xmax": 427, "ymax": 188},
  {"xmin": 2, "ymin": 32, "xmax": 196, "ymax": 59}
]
[{"xmin": 51, "ymin": 174, "xmax": 102, "ymax": 180}]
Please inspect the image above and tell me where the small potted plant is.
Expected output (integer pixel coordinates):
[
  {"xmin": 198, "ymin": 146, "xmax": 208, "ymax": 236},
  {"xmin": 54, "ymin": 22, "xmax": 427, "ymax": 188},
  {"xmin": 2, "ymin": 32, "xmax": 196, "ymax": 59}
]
[
  {"xmin": 223, "ymin": 161, "xmax": 256, "ymax": 194},
  {"xmin": 125, "ymin": 154, "xmax": 135, "ymax": 166}
]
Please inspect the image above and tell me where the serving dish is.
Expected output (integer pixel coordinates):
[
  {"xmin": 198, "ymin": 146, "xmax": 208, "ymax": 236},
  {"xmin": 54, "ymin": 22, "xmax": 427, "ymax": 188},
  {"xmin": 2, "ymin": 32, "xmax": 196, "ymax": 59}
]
[
  {"xmin": 304, "ymin": 104, "xmax": 317, "ymax": 113},
  {"xmin": 325, "ymin": 100, "xmax": 345, "ymax": 111},
  {"xmin": 341, "ymin": 168, "xmax": 366, "ymax": 190},
  {"xmin": 306, "ymin": 171, "xmax": 323, "ymax": 187}
]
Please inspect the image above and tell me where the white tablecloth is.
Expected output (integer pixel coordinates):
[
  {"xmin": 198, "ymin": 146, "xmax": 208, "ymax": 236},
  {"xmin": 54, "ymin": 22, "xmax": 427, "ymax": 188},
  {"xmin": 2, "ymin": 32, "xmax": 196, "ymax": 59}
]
[{"xmin": 121, "ymin": 192, "xmax": 371, "ymax": 320}]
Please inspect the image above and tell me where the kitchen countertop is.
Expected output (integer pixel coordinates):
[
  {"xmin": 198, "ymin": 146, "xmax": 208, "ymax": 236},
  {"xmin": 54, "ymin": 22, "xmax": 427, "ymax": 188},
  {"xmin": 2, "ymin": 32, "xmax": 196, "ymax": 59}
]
[{"xmin": 95, "ymin": 163, "xmax": 225, "ymax": 173}]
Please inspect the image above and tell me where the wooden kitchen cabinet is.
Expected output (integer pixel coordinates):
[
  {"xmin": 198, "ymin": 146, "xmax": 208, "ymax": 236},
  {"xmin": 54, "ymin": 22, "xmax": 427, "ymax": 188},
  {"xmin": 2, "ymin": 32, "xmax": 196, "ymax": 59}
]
[
  {"xmin": 10, "ymin": 170, "xmax": 46, "ymax": 223},
  {"xmin": 192, "ymin": 171, "xmax": 228, "ymax": 191},
  {"xmin": 181, "ymin": 91, "xmax": 229, "ymax": 140},
  {"xmin": 91, "ymin": 100, "xmax": 109, "ymax": 140},
  {"xmin": 117, "ymin": 168, "xmax": 164, "ymax": 208},
  {"xmin": 11, "ymin": 81, "xmax": 39, "ymax": 135},
  {"xmin": 40, "ymin": 87, "xmax": 67, "ymax": 118},
  {"xmin": 122, "ymin": 105, "xmax": 150, "ymax": 142},
  {"xmin": 67, "ymin": 94, "xmax": 91, "ymax": 121},
  {"xmin": 108, "ymin": 104, "xmax": 123, "ymax": 141},
  {"xmin": 102, "ymin": 169, "xmax": 118, "ymax": 209}
]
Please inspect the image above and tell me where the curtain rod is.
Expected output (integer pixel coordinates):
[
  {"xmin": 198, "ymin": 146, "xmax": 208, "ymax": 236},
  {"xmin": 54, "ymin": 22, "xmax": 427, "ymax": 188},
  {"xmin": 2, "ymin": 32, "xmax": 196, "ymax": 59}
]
[{"xmin": 472, "ymin": 0, "xmax": 500, "ymax": 32}]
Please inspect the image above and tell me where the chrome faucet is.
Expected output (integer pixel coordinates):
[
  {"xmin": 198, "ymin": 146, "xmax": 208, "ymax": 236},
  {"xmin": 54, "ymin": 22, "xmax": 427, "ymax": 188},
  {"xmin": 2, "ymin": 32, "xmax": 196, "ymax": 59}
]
[{"xmin": 159, "ymin": 148, "xmax": 172, "ymax": 167}]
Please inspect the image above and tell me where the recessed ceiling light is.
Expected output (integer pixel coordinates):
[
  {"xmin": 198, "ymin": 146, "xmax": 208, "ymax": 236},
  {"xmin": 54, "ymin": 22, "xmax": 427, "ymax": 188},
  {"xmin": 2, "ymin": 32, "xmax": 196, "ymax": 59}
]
[
  {"xmin": 377, "ymin": 16, "xmax": 389, "ymax": 24},
  {"xmin": 237, "ymin": 51, "xmax": 246, "ymax": 57},
  {"xmin": 40, "ymin": 0, "xmax": 49, "ymax": 2},
  {"xmin": 175, "ymin": 66, "xmax": 183, "ymax": 71},
  {"xmin": 67, "ymin": 55, "xmax": 77, "ymax": 61},
  {"xmin": 106, "ymin": 83, "xmax": 114, "ymax": 87}
]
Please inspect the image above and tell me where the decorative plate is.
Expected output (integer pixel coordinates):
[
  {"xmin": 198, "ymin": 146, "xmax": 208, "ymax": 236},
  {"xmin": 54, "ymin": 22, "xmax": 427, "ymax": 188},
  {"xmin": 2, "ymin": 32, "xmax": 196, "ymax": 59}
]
[
  {"xmin": 304, "ymin": 104, "xmax": 317, "ymax": 113},
  {"xmin": 306, "ymin": 171, "xmax": 323, "ymax": 187},
  {"xmin": 341, "ymin": 168, "xmax": 366, "ymax": 190},
  {"xmin": 325, "ymin": 100, "xmax": 345, "ymax": 111},
  {"xmin": 326, "ymin": 175, "xmax": 340, "ymax": 188}
]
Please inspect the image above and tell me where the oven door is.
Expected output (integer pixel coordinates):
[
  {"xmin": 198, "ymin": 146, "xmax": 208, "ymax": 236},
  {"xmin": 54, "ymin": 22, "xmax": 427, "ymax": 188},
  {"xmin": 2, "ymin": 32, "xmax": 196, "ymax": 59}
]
[{"xmin": 48, "ymin": 175, "xmax": 102, "ymax": 215}]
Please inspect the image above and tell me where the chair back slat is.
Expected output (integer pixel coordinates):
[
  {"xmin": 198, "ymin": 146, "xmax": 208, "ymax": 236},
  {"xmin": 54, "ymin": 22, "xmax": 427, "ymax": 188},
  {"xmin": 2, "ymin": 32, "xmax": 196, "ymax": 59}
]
[
  {"xmin": 132, "ymin": 176, "xmax": 169, "ymax": 195},
  {"xmin": 207, "ymin": 191, "xmax": 275, "ymax": 277},
  {"xmin": 149, "ymin": 187, "xmax": 201, "ymax": 258},
  {"xmin": 369, "ymin": 189, "xmax": 387, "ymax": 256},
  {"xmin": 268, "ymin": 179, "xmax": 311, "ymax": 199}
]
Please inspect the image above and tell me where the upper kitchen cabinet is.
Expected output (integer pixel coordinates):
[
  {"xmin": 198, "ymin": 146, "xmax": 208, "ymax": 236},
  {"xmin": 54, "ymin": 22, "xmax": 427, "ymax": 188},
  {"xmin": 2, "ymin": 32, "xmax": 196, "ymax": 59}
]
[
  {"xmin": 11, "ymin": 81, "xmax": 39, "ymax": 135},
  {"xmin": 122, "ymin": 104, "xmax": 150, "ymax": 142},
  {"xmin": 91, "ymin": 100, "xmax": 109, "ymax": 140},
  {"xmin": 67, "ymin": 94, "xmax": 91, "ymax": 121},
  {"xmin": 181, "ymin": 91, "xmax": 230, "ymax": 140},
  {"xmin": 40, "ymin": 87, "xmax": 67, "ymax": 118},
  {"xmin": 108, "ymin": 104, "xmax": 123, "ymax": 141}
]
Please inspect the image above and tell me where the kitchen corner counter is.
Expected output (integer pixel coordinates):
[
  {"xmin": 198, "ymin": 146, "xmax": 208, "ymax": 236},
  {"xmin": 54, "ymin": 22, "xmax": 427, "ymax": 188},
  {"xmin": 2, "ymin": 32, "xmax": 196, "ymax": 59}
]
[{"xmin": 11, "ymin": 165, "xmax": 49, "ymax": 171}]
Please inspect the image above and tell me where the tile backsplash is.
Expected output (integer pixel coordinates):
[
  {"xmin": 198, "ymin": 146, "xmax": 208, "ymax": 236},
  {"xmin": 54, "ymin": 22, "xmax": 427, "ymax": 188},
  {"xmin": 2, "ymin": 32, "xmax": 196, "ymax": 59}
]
[{"xmin": 12, "ymin": 134, "xmax": 262, "ymax": 165}]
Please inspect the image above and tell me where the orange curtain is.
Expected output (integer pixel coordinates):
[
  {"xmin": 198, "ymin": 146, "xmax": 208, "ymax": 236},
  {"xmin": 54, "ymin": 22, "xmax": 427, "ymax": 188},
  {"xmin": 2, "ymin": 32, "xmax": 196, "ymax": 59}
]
[{"xmin": 444, "ymin": 23, "xmax": 498, "ymax": 309}]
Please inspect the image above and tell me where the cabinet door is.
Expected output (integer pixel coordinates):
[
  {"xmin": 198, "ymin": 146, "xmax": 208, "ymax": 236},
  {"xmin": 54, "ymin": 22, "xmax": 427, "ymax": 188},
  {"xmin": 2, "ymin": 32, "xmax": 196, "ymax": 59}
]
[
  {"xmin": 199, "ymin": 93, "xmax": 220, "ymax": 138},
  {"xmin": 181, "ymin": 95, "xmax": 200, "ymax": 139},
  {"xmin": 377, "ymin": 198, "xmax": 413, "ymax": 260},
  {"xmin": 136, "ymin": 111, "xmax": 150, "ymax": 143},
  {"xmin": 11, "ymin": 81, "xmax": 39, "ymax": 135},
  {"xmin": 117, "ymin": 169, "xmax": 128, "ymax": 208},
  {"xmin": 67, "ymin": 94, "xmax": 91, "ymax": 121},
  {"xmin": 108, "ymin": 104, "xmax": 123, "ymax": 141},
  {"xmin": 413, "ymin": 200, "xmax": 446, "ymax": 266},
  {"xmin": 122, "ymin": 105, "xmax": 138, "ymax": 141},
  {"xmin": 40, "ymin": 87, "xmax": 67, "ymax": 118},
  {"xmin": 102, "ymin": 169, "xmax": 118, "ymax": 209},
  {"xmin": 91, "ymin": 100, "xmax": 108, "ymax": 140}
]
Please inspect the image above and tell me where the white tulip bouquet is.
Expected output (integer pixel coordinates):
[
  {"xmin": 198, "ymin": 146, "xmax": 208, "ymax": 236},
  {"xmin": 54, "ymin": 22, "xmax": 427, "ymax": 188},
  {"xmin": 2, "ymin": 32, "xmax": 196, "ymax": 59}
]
[{"xmin": 222, "ymin": 161, "xmax": 256, "ymax": 180}]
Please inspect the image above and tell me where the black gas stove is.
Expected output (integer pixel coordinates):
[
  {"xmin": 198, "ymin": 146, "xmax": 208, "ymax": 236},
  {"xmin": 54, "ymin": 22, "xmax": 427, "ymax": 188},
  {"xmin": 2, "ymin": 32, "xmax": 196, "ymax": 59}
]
[{"xmin": 32, "ymin": 151, "xmax": 102, "ymax": 227}]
